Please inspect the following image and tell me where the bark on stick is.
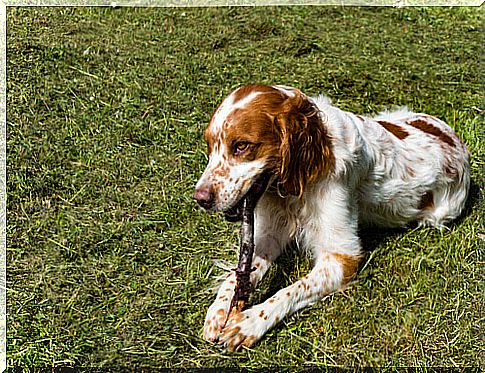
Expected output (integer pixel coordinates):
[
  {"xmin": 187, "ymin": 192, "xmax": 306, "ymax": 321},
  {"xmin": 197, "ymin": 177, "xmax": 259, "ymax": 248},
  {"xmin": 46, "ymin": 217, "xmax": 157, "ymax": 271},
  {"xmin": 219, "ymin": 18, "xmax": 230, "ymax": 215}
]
[{"xmin": 226, "ymin": 197, "xmax": 255, "ymax": 321}]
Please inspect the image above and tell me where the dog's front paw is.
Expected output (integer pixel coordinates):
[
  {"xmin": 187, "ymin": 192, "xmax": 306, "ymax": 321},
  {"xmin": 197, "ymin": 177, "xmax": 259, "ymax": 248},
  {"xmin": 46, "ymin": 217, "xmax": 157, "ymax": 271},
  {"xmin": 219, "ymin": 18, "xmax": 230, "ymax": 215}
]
[
  {"xmin": 219, "ymin": 307, "xmax": 267, "ymax": 352},
  {"xmin": 202, "ymin": 272, "xmax": 237, "ymax": 342},
  {"xmin": 202, "ymin": 303, "xmax": 229, "ymax": 342}
]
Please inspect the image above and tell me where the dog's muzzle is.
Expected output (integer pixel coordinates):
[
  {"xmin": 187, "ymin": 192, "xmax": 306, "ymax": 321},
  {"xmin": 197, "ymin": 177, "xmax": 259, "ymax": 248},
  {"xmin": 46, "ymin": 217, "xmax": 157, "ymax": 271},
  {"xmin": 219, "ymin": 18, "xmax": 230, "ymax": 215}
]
[{"xmin": 223, "ymin": 172, "xmax": 272, "ymax": 222}]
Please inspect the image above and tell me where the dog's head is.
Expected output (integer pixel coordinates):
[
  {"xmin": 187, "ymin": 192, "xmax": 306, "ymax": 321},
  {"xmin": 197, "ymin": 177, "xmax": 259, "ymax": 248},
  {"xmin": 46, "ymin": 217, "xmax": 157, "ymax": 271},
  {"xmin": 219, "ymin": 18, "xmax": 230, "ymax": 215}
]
[{"xmin": 194, "ymin": 84, "xmax": 334, "ymax": 220}]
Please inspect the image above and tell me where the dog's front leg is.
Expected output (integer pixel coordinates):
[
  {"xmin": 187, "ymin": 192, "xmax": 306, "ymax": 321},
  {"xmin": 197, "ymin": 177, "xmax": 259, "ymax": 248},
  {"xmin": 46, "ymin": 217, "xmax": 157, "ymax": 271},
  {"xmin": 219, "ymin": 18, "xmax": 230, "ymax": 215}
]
[
  {"xmin": 202, "ymin": 198, "xmax": 291, "ymax": 342},
  {"xmin": 218, "ymin": 250, "xmax": 361, "ymax": 351},
  {"xmin": 219, "ymin": 186, "xmax": 362, "ymax": 351}
]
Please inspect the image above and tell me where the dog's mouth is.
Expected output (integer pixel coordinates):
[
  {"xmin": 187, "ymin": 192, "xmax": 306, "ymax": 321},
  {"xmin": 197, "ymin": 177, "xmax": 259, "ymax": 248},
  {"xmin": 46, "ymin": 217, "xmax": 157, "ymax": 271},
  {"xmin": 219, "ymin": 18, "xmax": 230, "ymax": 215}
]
[{"xmin": 223, "ymin": 172, "xmax": 272, "ymax": 222}]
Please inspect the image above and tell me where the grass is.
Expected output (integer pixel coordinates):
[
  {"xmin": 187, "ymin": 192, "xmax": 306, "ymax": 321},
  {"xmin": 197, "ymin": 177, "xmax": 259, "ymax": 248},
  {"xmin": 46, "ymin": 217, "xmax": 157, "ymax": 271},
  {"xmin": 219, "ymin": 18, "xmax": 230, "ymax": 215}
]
[{"xmin": 6, "ymin": 6, "xmax": 483, "ymax": 368}]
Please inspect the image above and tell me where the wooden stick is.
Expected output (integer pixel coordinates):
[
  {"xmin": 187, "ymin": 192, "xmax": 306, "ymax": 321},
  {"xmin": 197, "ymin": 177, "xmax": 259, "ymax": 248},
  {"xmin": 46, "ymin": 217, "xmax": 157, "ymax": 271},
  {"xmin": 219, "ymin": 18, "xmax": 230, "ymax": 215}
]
[
  {"xmin": 226, "ymin": 197, "xmax": 255, "ymax": 321},
  {"xmin": 223, "ymin": 172, "xmax": 270, "ymax": 326}
]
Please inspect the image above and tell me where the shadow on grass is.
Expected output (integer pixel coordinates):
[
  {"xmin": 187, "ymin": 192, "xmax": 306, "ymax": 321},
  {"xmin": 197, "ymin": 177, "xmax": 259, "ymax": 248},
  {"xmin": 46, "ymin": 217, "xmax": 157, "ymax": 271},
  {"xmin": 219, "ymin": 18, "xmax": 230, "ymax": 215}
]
[
  {"xmin": 449, "ymin": 178, "xmax": 482, "ymax": 228},
  {"xmin": 256, "ymin": 243, "xmax": 304, "ymax": 304}
]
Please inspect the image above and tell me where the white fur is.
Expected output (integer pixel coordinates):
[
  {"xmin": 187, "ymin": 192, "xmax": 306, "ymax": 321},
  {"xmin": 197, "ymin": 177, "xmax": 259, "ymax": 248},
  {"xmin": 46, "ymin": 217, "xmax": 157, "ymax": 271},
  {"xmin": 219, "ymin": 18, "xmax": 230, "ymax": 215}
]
[{"xmin": 198, "ymin": 85, "xmax": 470, "ymax": 351}]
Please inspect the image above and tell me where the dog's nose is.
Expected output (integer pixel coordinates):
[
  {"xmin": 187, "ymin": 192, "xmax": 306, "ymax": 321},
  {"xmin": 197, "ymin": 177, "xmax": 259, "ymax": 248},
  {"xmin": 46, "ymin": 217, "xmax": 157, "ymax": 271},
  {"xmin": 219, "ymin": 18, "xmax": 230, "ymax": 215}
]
[{"xmin": 193, "ymin": 186, "xmax": 215, "ymax": 210}]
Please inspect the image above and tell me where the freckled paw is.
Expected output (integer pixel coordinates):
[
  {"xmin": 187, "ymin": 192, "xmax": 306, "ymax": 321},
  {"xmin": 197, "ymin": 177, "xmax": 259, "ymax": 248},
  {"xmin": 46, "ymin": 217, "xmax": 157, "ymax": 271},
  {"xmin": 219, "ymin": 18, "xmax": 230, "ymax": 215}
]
[
  {"xmin": 240, "ymin": 335, "xmax": 258, "ymax": 350},
  {"xmin": 202, "ymin": 320, "xmax": 219, "ymax": 342},
  {"xmin": 219, "ymin": 325, "xmax": 258, "ymax": 352},
  {"xmin": 218, "ymin": 310, "xmax": 264, "ymax": 352},
  {"xmin": 202, "ymin": 308, "xmax": 227, "ymax": 342}
]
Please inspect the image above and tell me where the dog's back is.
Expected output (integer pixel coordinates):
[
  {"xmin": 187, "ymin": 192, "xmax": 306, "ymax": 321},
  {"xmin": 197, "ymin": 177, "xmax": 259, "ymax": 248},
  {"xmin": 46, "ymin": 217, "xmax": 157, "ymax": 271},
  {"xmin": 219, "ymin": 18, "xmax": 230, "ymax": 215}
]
[{"xmin": 312, "ymin": 98, "xmax": 471, "ymax": 228}]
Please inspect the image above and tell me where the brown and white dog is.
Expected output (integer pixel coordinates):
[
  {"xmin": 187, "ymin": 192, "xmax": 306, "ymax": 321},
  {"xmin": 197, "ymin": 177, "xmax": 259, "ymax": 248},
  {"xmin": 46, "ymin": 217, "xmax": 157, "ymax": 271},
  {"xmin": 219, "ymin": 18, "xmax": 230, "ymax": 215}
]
[{"xmin": 194, "ymin": 84, "xmax": 470, "ymax": 351}]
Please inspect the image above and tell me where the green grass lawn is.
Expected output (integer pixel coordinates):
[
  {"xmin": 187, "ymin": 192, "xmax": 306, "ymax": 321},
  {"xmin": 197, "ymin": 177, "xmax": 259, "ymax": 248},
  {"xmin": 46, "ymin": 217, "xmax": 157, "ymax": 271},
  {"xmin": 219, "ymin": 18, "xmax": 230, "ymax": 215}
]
[{"xmin": 6, "ymin": 6, "xmax": 483, "ymax": 368}]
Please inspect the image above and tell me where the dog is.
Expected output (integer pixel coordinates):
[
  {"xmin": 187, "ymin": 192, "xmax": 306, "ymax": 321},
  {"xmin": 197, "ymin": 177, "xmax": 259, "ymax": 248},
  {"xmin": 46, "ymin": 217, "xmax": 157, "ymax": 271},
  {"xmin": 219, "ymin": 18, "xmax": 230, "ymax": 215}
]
[{"xmin": 194, "ymin": 84, "xmax": 470, "ymax": 351}]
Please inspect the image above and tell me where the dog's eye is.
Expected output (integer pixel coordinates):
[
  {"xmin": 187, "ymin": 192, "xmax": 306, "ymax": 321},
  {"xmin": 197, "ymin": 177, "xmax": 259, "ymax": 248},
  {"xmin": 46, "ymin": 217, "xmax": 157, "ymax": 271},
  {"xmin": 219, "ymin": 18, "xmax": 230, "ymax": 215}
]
[{"xmin": 233, "ymin": 142, "xmax": 251, "ymax": 155}]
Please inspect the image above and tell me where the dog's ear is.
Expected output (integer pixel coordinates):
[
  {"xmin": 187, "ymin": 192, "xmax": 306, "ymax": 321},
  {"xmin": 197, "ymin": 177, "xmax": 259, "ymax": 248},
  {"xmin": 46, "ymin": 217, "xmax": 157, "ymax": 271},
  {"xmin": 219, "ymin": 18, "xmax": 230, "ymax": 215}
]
[{"xmin": 275, "ymin": 90, "xmax": 334, "ymax": 198}]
